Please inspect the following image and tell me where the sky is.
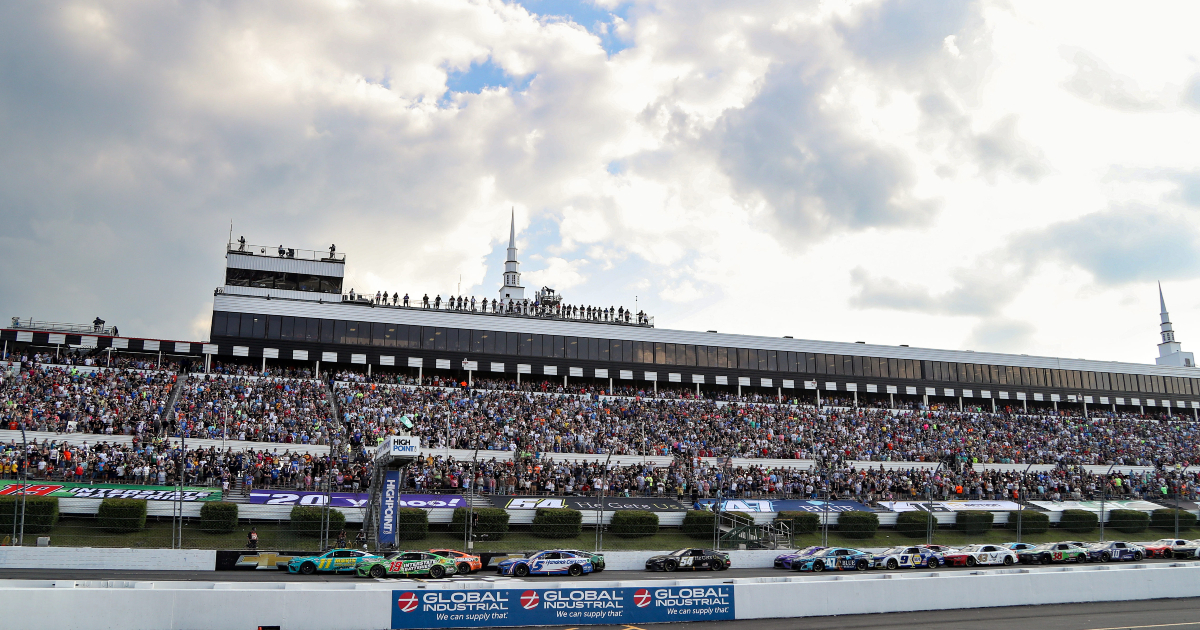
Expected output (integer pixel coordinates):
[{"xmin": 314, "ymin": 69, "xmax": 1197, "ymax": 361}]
[{"xmin": 2, "ymin": 0, "xmax": 1200, "ymax": 366}]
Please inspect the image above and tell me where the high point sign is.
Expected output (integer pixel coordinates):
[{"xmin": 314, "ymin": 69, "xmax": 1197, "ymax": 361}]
[{"xmin": 375, "ymin": 435, "xmax": 421, "ymax": 462}]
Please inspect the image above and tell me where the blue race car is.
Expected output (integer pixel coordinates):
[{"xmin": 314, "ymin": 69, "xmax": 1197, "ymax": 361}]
[
  {"xmin": 287, "ymin": 548, "xmax": 380, "ymax": 574},
  {"xmin": 792, "ymin": 547, "xmax": 871, "ymax": 572},
  {"xmin": 774, "ymin": 546, "xmax": 825, "ymax": 569},
  {"xmin": 1086, "ymin": 541, "xmax": 1145, "ymax": 563},
  {"xmin": 870, "ymin": 545, "xmax": 943, "ymax": 570},
  {"xmin": 497, "ymin": 550, "xmax": 594, "ymax": 577}
]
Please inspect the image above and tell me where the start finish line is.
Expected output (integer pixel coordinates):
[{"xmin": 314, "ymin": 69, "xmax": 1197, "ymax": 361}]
[{"xmin": 391, "ymin": 586, "xmax": 735, "ymax": 629}]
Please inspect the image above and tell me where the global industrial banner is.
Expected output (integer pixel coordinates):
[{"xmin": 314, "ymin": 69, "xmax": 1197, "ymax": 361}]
[
  {"xmin": 693, "ymin": 499, "xmax": 873, "ymax": 513},
  {"xmin": 0, "ymin": 480, "xmax": 221, "ymax": 502},
  {"xmin": 879, "ymin": 500, "xmax": 1023, "ymax": 512},
  {"xmin": 249, "ymin": 490, "xmax": 466, "ymax": 509},
  {"xmin": 488, "ymin": 496, "xmax": 688, "ymax": 511},
  {"xmin": 392, "ymin": 585, "xmax": 735, "ymax": 629}
]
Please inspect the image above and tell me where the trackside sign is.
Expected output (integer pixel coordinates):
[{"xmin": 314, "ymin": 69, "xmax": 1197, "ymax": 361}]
[
  {"xmin": 376, "ymin": 435, "xmax": 421, "ymax": 461},
  {"xmin": 392, "ymin": 586, "xmax": 735, "ymax": 628}
]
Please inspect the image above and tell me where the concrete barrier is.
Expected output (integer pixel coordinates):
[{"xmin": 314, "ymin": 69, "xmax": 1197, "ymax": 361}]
[
  {"xmin": 0, "ymin": 547, "xmax": 216, "ymax": 571},
  {"xmin": 2, "ymin": 562, "xmax": 1200, "ymax": 630}
]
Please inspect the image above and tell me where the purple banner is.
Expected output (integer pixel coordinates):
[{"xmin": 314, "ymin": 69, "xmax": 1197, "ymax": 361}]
[{"xmin": 249, "ymin": 490, "xmax": 465, "ymax": 509}]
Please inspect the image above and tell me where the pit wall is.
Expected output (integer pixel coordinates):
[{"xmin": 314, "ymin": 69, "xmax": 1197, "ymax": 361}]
[
  {"xmin": 0, "ymin": 547, "xmax": 216, "ymax": 571},
  {"xmin": 1, "ymin": 563, "xmax": 1198, "ymax": 630}
]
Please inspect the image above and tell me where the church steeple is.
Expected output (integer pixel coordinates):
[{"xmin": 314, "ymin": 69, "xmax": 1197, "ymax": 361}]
[
  {"xmin": 1156, "ymin": 282, "xmax": 1194, "ymax": 367},
  {"xmin": 499, "ymin": 208, "xmax": 524, "ymax": 303}
]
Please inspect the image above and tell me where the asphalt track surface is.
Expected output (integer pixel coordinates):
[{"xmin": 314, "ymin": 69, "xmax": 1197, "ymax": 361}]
[
  {"xmin": 533, "ymin": 598, "xmax": 1200, "ymax": 630},
  {"xmin": 0, "ymin": 556, "xmax": 1191, "ymax": 582}
]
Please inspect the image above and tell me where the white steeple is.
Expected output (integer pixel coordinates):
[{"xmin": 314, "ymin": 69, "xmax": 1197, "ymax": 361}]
[
  {"xmin": 1156, "ymin": 282, "xmax": 1194, "ymax": 367},
  {"xmin": 499, "ymin": 209, "xmax": 524, "ymax": 303}
]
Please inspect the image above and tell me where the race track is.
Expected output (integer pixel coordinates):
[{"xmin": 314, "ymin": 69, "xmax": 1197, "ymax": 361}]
[
  {"xmin": 530, "ymin": 597, "xmax": 1200, "ymax": 630},
  {"xmin": 0, "ymin": 556, "xmax": 1188, "ymax": 582}
]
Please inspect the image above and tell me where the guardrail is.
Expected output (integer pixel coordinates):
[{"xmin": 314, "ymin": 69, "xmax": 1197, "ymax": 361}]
[
  {"xmin": 227, "ymin": 242, "xmax": 345, "ymax": 263},
  {"xmin": 7, "ymin": 318, "xmax": 115, "ymax": 336}
]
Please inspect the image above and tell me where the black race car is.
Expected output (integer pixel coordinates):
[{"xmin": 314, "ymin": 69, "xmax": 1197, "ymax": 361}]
[{"xmin": 645, "ymin": 548, "xmax": 731, "ymax": 572}]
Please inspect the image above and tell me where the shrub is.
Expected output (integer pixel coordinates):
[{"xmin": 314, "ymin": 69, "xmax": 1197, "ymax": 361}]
[
  {"xmin": 1108, "ymin": 509, "xmax": 1150, "ymax": 534},
  {"xmin": 681, "ymin": 510, "xmax": 716, "ymax": 540},
  {"xmin": 0, "ymin": 497, "xmax": 59, "ymax": 535},
  {"xmin": 394, "ymin": 507, "xmax": 429, "ymax": 541},
  {"xmin": 775, "ymin": 511, "xmax": 821, "ymax": 535},
  {"xmin": 450, "ymin": 508, "xmax": 509, "ymax": 541},
  {"xmin": 1150, "ymin": 508, "xmax": 1197, "ymax": 530},
  {"xmin": 895, "ymin": 510, "xmax": 936, "ymax": 538},
  {"xmin": 198, "ymin": 502, "xmax": 238, "ymax": 534},
  {"xmin": 289, "ymin": 506, "xmax": 346, "ymax": 538},
  {"xmin": 837, "ymin": 511, "xmax": 879, "ymax": 539},
  {"xmin": 1005, "ymin": 510, "xmax": 1050, "ymax": 535},
  {"xmin": 955, "ymin": 510, "xmax": 994, "ymax": 536},
  {"xmin": 610, "ymin": 510, "xmax": 659, "ymax": 538},
  {"xmin": 97, "ymin": 499, "xmax": 147, "ymax": 533},
  {"xmin": 1059, "ymin": 509, "xmax": 1098, "ymax": 533},
  {"xmin": 531, "ymin": 508, "xmax": 583, "ymax": 539}
]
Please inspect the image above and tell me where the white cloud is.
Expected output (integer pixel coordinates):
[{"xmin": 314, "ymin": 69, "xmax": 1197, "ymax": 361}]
[{"xmin": 1, "ymin": 0, "xmax": 1199, "ymax": 366}]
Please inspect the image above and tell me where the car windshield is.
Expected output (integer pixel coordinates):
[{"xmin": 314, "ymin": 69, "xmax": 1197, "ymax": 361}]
[
  {"xmin": 816, "ymin": 549, "xmax": 842, "ymax": 557},
  {"xmin": 1034, "ymin": 543, "xmax": 1056, "ymax": 550},
  {"xmin": 383, "ymin": 552, "xmax": 403, "ymax": 560},
  {"xmin": 669, "ymin": 549, "xmax": 693, "ymax": 557},
  {"xmin": 960, "ymin": 545, "xmax": 984, "ymax": 552},
  {"xmin": 882, "ymin": 547, "xmax": 908, "ymax": 555},
  {"xmin": 1155, "ymin": 539, "xmax": 1177, "ymax": 545}
]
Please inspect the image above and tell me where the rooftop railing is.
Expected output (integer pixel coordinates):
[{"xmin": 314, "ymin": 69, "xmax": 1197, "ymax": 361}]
[
  {"xmin": 339, "ymin": 294, "xmax": 655, "ymax": 328},
  {"xmin": 227, "ymin": 242, "xmax": 345, "ymax": 264},
  {"xmin": 8, "ymin": 318, "xmax": 116, "ymax": 336}
]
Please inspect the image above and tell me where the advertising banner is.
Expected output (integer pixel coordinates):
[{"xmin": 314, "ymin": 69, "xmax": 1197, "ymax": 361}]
[
  {"xmin": 379, "ymin": 470, "xmax": 400, "ymax": 547},
  {"xmin": 392, "ymin": 585, "xmax": 735, "ymax": 629},
  {"xmin": 0, "ymin": 480, "xmax": 221, "ymax": 502},
  {"xmin": 247, "ymin": 491, "xmax": 465, "ymax": 509},
  {"xmin": 488, "ymin": 496, "xmax": 687, "ymax": 511},
  {"xmin": 1029, "ymin": 500, "xmax": 1163, "ymax": 513},
  {"xmin": 376, "ymin": 435, "xmax": 421, "ymax": 461},
  {"xmin": 879, "ymin": 500, "xmax": 1023, "ymax": 512},
  {"xmin": 693, "ymin": 499, "xmax": 873, "ymax": 513}
]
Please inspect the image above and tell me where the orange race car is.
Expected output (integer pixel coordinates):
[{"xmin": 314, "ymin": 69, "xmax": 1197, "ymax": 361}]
[{"xmin": 429, "ymin": 549, "xmax": 483, "ymax": 574}]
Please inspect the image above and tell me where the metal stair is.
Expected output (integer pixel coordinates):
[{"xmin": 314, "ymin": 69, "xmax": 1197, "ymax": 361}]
[{"xmin": 717, "ymin": 512, "xmax": 792, "ymax": 550}]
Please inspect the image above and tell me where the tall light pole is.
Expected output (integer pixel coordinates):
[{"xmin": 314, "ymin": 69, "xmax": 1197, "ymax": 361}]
[
  {"xmin": 595, "ymin": 451, "xmax": 614, "ymax": 552},
  {"xmin": 1099, "ymin": 463, "xmax": 1115, "ymax": 543},
  {"xmin": 17, "ymin": 413, "xmax": 28, "ymax": 546},
  {"xmin": 1016, "ymin": 462, "xmax": 1034, "ymax": 543}
]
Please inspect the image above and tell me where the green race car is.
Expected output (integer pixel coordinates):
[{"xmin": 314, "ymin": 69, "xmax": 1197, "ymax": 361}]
[
  {"xmin": 287, "ymin": 548, "xmax": 380, "ymax": 574},
  {"xmin": 356, "ymin": 551, "xmax": 458, "ymax": 579}
]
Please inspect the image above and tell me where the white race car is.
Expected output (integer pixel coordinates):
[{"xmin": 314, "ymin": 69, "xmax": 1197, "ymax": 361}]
[{"xmin": 942, "ymin": 544, "xmax": 1018, "ymax": 567}]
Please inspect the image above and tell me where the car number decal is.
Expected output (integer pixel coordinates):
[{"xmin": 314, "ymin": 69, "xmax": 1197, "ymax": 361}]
[{"xmin": 679, "ymin": 557, "xmax": 694, "ymax": 567}]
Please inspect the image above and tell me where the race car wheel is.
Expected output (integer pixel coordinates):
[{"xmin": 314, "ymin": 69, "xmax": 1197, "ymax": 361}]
[
  {"xmin": 664, "ymin": 560, "xmax": 678, "ymax": 572},
  {"xmin": 1003, "ymin": 556, "xmax": 1013, "ymax": 566},
  {"xmin": 927, "ymin": 557, "xmax": 939, "ymax": 569},
  {"xmin": 813, "ymin": 561, "xmax": 826, "ymax": 572},
  {"xmin": 593, "ymin": 565, "xmax": 604, "ymax": 573},
  {"xmin": 457, "ymin": 563, "xmax": 472, "ymax": 575},
  {"xmin": 966, "ymin": 557, "xmax": 977, "ymax": 568},
  {"xmin": 1101, "ymin": 552, "xmax": 1111, "ymax": 562},
  {"xmin": 717, "ymin": 562, "xmax": 728, "ymax": 571},
  {"xmin": 369, "ymin": 565, "xmax": 386, "ymax": 579},
  {"xmin": 1076, "ymin": 554, "xmax": 1087, "ymax": 564},
  {"xmin": 855, "ymin": 559, "xmax": 869, "ymax": 571},
  {"xmin": 885, "ymin": 559, "xmax": 898, "ymax": 570},
  {"xmin": 514, "ymin": 564, "xmax": 530, "ymax": 578},
  {"xmin": 300, "ymin": 562, "xmax": 316, "ymax": 575},
  {"xmin": 430, "ymin": 565, "xmax": 446, "ymax": 579},
  {"xmin": 1133, "ymin": 551, "xmax": 1143, "ymax": 561},
  {"xmin": 568, "ymin": 564, "xmax": 584, "ymax": 577}
]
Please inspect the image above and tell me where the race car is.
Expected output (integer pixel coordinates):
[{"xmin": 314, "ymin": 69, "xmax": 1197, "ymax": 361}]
[
  {"xmin": 774, "ymin": 546, "xmax": 825, "ymax": 569},
  {"xmin": 559, "ymin": 549, "xmax": 606, "ymax": 572},
  {"xmin": 1142, "ymin": 538, "xmax": 1199, "ymax": 559},
  {"xmin": 429, "ymin": 549, "xmax": 483, "ymax": 574},
  {"xmin": 870, "ymin": 545, "xmax": 943, "ymax": 570},
  {"xmin": 497, "ymin": 550, "xmax": 594, "ymax": 577},
  {"xmin": 792, "ymin": 547, "xmax": 871, "ymax": 572},
  {"xmin": 941, "ymin": 544, "xmax": 1017, "ymax": 567},
  {"xmin": 917, "ymin": 544, "xmax": 956, "ymax": 554},
  {"xmin": 645, "ymin": 548, "xmax": 731, "ymax": 572},
  {"xmin": 1085, "ymin": 541, "xmax": 1145, "ymax": 563},
  {"xmin": 356, "ymin": 551, "xmax": 457, "ymax": 579},
  {"xmin": 1018, "ymin": 542, "xmax": 1089, "ymax": 564},
  {"xmin": 1001, "ymin": 542, "xmax": 1038, "ymax": 553},
  {"xmin": 287, "ymin": 548, "xmax": 381, "ymax": 574}
]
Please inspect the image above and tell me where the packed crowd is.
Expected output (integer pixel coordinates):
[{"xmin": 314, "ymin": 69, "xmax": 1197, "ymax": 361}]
[
  {"xmin": 343, "ymin": 289, "xmax": 651, "ymax": 325},
  {"xmin": 0, "ymin": 365, "xmax": 175, "ymax": 438},
  {"xmin": 172, "ymin": 375, "xmax": 336, "ymax": 445}
]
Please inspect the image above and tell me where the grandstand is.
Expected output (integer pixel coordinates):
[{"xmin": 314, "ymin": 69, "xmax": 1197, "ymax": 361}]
[{"xmin": 3, "ymin": 221, "xmax": 1200, "ymax": 548}]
